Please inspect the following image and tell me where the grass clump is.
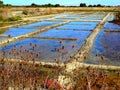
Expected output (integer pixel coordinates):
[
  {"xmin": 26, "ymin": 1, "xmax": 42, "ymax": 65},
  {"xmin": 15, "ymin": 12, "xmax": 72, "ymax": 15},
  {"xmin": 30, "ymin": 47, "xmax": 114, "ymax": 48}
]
[
  {"xmin": 0, "ymin": 16, "xmax": 22, "ymax": 22},
  {"xmin": 22, "ymin": 10, "xmax": 28, "ymax": 15},
  {"xmin": 7, "ymin": 16, "xmax": 22, "ymax": 21}
]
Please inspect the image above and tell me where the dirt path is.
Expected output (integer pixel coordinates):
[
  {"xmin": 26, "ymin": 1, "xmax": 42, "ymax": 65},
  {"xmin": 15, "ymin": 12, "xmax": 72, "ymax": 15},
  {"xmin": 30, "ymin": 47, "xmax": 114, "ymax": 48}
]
[
  {"xmin": 0, "ymin": 21, "xmax": 40, "ymax": 30},
  {"xmin": 0, "ymin": 13, "xmax": 59, "ymax": 30},
  {"xmin": 22, "ymin": 13, "xmax": 60, "ymax": 20}
]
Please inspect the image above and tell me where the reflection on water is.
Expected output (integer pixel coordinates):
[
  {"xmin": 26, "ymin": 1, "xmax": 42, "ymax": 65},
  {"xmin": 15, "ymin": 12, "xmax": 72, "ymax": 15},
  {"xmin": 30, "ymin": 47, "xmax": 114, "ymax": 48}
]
[
  {"xmin": 2, "ymin": 28, "xmax": 37, "ymax": 37},
  {"xmin": 0, "ymin": 29, "xmax": 91, "ymax": 62},
  {"xmin": 36, "ymin": 28, "xmax": 90, "ymax": 39},
  {"xmin": 57, "ymin": 22, "xmax": 99, "ymax": 30},
  {"xmin": 1, "ymin": 12, "xmax": 115, "ymax": 63},
  {"xmin": 83, "ymin": 13, "xmax": 106, "ymax": 20},
  {"xmin": 86, "ymin": 22, "xmax": 120, "ymax": 66},
  {"xmin": 101, "ymin": 32, "xmax": 120, "ymax": 62},
  {"xmin": 0, "ymin": 21, "xmax": 93, "ymax": 62},
  {"xmin": 104, "ymin": 22, "xmax": 120, "ymax": 30},
  {"xmin": 1, "ymin": 21, "xmax": 60, "ymax": 37},
  {"xmin": 53, "ymin": 12, "xmax": 107, "ymax": 21}
]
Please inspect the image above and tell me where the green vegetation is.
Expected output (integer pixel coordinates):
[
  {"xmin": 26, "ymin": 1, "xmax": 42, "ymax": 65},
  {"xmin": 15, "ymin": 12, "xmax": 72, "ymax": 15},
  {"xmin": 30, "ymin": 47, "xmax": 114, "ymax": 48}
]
[
  {"xmin": 0, "ymin": 28, "xmax": 6, "ymax": 34},
  {"xmin": 118, "ymin": 12, "xmax": 120, "ymax": 21},
  {"xmin": 0, "ymin": 0, "xmax": 11, "ymax": 7},
  {"xmin": 110, "ymin": 12, "xmax": 120, "ymax": 25},
  {"xmin": 80, "ymin": 3, "xmax": 87, "ymax": 7},
  {"xmin": 30, "ymin": 3, "xmax": 107, "ymax": 7},
  {"xmin": 0, "ymin": 0, "xmax": 110, "ymax": 7},
  {"xmin": 0, "ymin": 16, "xmax": 3, "ymax": 21},
  {"xmin": 0, "ymin": 0, "xmax": 3, "ymax": 7},
  {"xmin": 0, "ymin": 16, "xmax": 21, "ymax": 22},
  {"xmin": 79, "ymin": 3, "xmax": 105, "ymax": 7},
  {"xmin": 54, "ymin": 4, "xmax": 60, "ymax": 7},
  {"xmin": 22, "ymin": 10, "xmax": 28, "ymax": 15},
  {"xmin": 88, "ymin": 4, "xmax": 104, "ymax": 7},
  {"xmin": 30, "ymin": 3, "xmax": 61, "ymax": 7},
  {"xmin": 7, "ymin": 16, "xmax": 21, "ymax": 21}
]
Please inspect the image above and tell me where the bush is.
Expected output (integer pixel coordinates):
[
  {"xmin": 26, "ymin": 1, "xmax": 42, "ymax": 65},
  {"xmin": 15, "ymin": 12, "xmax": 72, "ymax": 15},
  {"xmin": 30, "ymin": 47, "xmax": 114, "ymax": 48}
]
[
  {"xmin": 80, "ymin": 3, "xmax": 87, "ymax": 7},
  {"xmin": 0, "ymin": 0, "xmax": 3, "ymax": 7},
  {"xmin": 22, "ymin": 10, "xmax": 28, "ymax": 15},
  {"xmin": 8, "ymin": 16, "xmax": 21, "ymax": 21},
  {"xmin": 0, "ymin": 15, "xmax": 3, "ymax": 21},
  {"xmin": 15, "ymin": 16, "xmax": 21, "ymax": 20},
  {"xmin": 118, "ymin": 12, "xmax": 120, "ymax": 21}
]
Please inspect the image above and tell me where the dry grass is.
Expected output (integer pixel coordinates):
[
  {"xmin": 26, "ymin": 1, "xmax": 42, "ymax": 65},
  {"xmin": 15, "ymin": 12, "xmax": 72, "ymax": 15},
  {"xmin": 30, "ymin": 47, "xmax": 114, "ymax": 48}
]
[
  {"xmin": 74, "ymin": 67, "xmax": 120, "ymax": 90},
  {"xmin": 0, "ymin": 42, "xmax": 120, "ymax": 90}
]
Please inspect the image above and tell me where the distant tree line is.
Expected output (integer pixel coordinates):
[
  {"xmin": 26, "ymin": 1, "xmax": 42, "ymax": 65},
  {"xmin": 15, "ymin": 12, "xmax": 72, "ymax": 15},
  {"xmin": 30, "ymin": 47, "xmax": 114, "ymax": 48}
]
[
  {"xmin": 0, "ymin": 0, "xmax": 3, "ymax": 7},
  {"xmin": 0, "ymin": 0, "xmax": 111, "ymax": 7},
  {"xmin": 30, "ymin": 3, "xmax": 61, "ymax": 7},
  {"xmin": 79, "ymin": 3, "xmax": 110, "ymax": 7},
  {"xmin": 0, "ymin": 0, "xmax": 11, "ymax": 7},
  {"xmin": 30, "ymin": 3, "xmax": 110, "ymax": 7}
]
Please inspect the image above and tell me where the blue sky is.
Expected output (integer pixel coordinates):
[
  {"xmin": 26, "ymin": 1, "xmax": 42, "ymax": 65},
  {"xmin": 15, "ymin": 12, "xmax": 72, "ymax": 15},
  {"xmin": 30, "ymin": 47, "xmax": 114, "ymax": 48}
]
[{"xmin": 2, "ymin": 0, "xmax": 120, "ymax": 6}]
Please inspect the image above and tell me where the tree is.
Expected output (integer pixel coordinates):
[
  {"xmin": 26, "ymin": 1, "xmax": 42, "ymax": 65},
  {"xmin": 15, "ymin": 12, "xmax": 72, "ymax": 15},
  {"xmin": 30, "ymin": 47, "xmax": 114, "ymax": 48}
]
[
  {"xmin": 0, "ymin": 0, "xmax": 3, "ymax": 7},
  {"xmin": 55, "ymin": 4, "xmax": 60, "ymax": 7},
  {"xmin": 47, "ymin": 3, "xmax": 53, "ymax": 7},
  {"xmin": 97, "ymin": 4, "xmax": 102, "ymax": 7},
  {"xmin": 80, "ymin": 3, "xmax": 87, "ymax": 7},
  {"xmin": 93, "ymin": 5, "xmax": 97, "ymax": 7},
  {"xmin": 5, "ymin": 4, "xmax": 12, "ymax": 6},
  {"xmin": 31, "ymin": 3, "xmax": 37, "ymax": 7},
  {"xmin": 88, "ymin": 5, "xmax": 93, "ymax": 7}
]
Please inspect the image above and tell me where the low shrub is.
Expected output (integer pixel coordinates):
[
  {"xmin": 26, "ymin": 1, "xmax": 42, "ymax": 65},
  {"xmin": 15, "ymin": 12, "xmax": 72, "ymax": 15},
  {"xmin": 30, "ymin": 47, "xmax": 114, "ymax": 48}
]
[
  {"xmin": 118, "ymin": 12, "xmax": 120, "ymax": 21},
  {"xmin": 7, "ymin": 16, "xmax": 21, "ymax": 21},
  {"xmin": 22, "ymin": 10, "xmax": 28, "ymax": 15},
  {"xmin": 0, "ymin": 15, "xmax": 3, "ymax": 21}
]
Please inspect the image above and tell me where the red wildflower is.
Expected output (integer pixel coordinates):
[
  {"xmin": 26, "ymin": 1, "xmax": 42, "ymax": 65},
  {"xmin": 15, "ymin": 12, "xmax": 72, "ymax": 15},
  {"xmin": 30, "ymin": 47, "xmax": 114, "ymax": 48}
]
[{"xmin": 43, "ymin": 80, "xmax": 62, "ymax": 89}]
